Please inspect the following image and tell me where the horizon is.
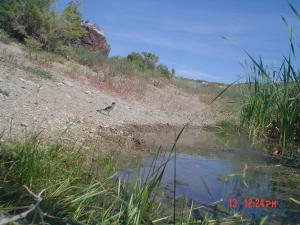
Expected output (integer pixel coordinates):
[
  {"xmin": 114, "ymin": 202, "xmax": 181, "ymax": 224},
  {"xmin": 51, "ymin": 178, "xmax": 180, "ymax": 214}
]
[{"xmin": 57, "ymin": 0, "xmax": 300, "ymax": 84}]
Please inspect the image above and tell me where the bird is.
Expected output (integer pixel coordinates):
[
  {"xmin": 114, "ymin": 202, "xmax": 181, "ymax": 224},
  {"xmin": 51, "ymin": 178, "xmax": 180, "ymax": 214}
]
[{"xmin": 97, "ymin": 102, "xmax": 116, "ymax": 115}]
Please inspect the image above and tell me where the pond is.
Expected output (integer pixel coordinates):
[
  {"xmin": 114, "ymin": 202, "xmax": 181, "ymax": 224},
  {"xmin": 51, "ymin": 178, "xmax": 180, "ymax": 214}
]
[{"xmin": 117, "ymin": 128, "xmax": 300, "ymax": 224}]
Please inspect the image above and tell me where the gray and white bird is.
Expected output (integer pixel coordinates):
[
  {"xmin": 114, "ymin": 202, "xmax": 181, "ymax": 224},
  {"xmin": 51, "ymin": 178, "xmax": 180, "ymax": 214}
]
[{"xmin": 97, "ymin": 102, "xmax": 116, "ymax": 115}]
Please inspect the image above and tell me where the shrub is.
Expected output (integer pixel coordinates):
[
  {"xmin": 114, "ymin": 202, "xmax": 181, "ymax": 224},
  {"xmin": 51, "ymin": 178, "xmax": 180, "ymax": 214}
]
[
  {"xmin": 105, "ymin": 56, "xmax": 136, "ymax": 79},
  {"xmin": 0, "ymin": 29, "xmax": 11, "ymax": 44},
  {"xmin": 22, "ymin": 65, "xmax": 53, "ymax": 79},
  {"xmin": 240, "ymin": 3, "xmax": 300, "ymax": 154},
  {"xmin": 157, "ymin": 64, "xmax": 173, "ymax": 80},
  {"xmin": 25, "ymin": 37, "xmax": 42, "ymax": 59},
  {"xmin": 70, "ymin": 45, "xmax": 106, "ymax": 67}
]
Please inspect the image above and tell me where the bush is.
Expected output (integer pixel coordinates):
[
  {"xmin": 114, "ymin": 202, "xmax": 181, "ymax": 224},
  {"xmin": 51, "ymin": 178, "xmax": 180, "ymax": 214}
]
[
  {"xmin": 157, "ymin": 64, "xmax": 173, "ymax": 80},
  {"xmin": 105, "ymin": 56, "xmax": 136, "ymax": 79},
  {"xmin": 0, "ymin": 29, "xmax": 11, "ymax": 44},
  {"xmin": 22, "ymin": 65, "xmax": 53, "ymax": 79},
  {"xmin": 70, "ymin": 45, "xmax": 106, "ymax": 67},
  {"xmin": 25, "ymin": 37, "xmax": 42, "ymax": 59}
]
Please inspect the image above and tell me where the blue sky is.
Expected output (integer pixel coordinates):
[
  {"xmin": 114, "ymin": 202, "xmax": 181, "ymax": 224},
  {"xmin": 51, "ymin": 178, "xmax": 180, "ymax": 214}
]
[{"xmin": 57, "ymin": 0, "xmax": 300, "ymax": 83}]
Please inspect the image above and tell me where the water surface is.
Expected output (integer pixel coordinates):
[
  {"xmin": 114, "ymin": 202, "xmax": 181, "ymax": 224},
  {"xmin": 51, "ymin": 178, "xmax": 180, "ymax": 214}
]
[{"xmin": 118, "ymin": 129, "xmax": 300, "ymax": 224}]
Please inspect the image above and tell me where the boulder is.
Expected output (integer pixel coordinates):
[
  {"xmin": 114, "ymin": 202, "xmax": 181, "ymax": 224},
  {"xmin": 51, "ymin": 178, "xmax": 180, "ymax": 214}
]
[{"xmin": 80, "ymin": 21, "xmax": 110, "ymax": 56}]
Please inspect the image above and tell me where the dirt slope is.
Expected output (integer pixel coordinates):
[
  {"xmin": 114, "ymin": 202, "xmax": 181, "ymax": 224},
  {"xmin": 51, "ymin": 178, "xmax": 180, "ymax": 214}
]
[{"xmin": 0, "ymin": 42, "xmax": 217, "ymax": 144}]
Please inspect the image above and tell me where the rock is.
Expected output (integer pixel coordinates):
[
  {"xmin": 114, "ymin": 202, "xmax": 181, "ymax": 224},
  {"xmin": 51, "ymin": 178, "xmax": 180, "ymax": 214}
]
[
  {"xmin": 63, "ymin": 80, "xmax": 74, "ymax": 87},
  {"xmin": 57, "ymin": 82, "xmax": 64, "ymax": 86},
  {"xmin": 20, "ymin": 122, "xmax": 28, "ymax": 127},
  {"xmin": 19, "ymin": 78, "xmax": 38, "ymax": 87},
  {"xmin": 80, "ymin": 21, "xmax": 110, "ymax": 56},
  {"xmin": 85, "ymin": 90, "xmax": 91, "ymax": 95}
]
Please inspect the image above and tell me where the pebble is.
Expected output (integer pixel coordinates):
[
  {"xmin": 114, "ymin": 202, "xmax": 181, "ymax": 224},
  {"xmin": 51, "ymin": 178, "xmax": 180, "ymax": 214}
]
[
  {"xmin": 63, "ymin": 80, "xmax": 74, "ymax": 87},
  {"xmin": 20, "ymin": 123, "xmax": 28, "ymax": 127}
]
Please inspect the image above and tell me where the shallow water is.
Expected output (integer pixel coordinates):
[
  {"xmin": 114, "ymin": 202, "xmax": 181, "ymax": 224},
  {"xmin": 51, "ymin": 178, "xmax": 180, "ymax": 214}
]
[{"xmin": 118, "ymin": 129, "xmax": 300, "ymax": 224}]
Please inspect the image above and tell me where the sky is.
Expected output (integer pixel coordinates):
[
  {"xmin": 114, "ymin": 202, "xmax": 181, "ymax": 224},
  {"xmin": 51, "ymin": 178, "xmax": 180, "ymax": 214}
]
[{"xmin": 57, "ymin": 0, "xmax": 300, "ymax": 83}]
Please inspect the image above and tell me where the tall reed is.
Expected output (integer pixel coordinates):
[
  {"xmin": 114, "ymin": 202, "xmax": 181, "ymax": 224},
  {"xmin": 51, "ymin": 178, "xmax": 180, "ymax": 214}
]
[{"xmin": 240, "ymin": 3, "xmax": 300, "ymax": 155}]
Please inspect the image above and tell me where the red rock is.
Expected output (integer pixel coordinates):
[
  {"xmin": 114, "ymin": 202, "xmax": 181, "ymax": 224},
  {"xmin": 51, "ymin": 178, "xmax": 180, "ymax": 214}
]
[{"xmin": 79, "ymin": 21, "xmax": 110, "ymax": 56}]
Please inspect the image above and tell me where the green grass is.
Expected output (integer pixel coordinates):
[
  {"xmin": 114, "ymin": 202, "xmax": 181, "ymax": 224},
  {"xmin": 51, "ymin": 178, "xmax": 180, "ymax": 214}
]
[
  {"xmin": 0, "ymin": 29, "xmax": 11, "ymax": 44},
  {"xmin": 215, "ymin": 120, "xmax": 239, "ymax": 133},
  {"xmin": 22, "ymin": 65, "xmax": 53, "ymax": 79},
  {"xmin": 69, "ymin": 45, "xmax": 107, "ymax": 68},
  {"xmin": 0, "ymin": 129, "xmax": 257, "ymax": 225},
  {"xmin": 240, "ymin": 47, "xmax": 300, "ymax": 156},
  {"xmin": 0, "ymin": 134, "xmax": 161, "ymax": 224},
  {"xmin": 238, "ymin": 3, "xmax": 300, "ymax": 156}
]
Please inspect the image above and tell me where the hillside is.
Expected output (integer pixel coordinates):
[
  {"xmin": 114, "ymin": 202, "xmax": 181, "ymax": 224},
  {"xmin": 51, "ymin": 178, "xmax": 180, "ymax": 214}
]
[{"xmin": 0, "ymin": 41, "xmax": 226, "ymax": 150}]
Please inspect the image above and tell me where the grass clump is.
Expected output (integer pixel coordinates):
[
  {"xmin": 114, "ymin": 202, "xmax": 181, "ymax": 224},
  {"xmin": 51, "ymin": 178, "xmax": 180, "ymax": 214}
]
[
  {"xmin": 69, "ymin": 45, "xmax": 107, "ymax": 68},
  {"xmin": 215, "ymin": 120, "xmax": 239, "ymax": 133},
  {"xmin": 0, "ymin": 134, "xmax": 172, "ymax": 224},
  {"xmin": 22, "ymin": 65, "xmax": 53, "ymax": 79},
  {"xmin": 239, "ymin": 3, "xmax": 300, "ymax": 156},
  {"xmin": 0, "ymin": 29, "xmax": 11, "ymax": 44}
]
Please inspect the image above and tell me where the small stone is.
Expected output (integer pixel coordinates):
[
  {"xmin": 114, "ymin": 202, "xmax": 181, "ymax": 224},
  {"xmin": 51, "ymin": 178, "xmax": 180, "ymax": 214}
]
[
  {"xmin": 85, "ymin": 91, "xmax": 91, "ymax": 95},
  {"xmin": 57, "ymin": 82, "xmax": 64, "ymax": 86},
  {"xmin": 20, "ymin": 123, "xmax": 28, "ymax": 127},
  {"xmin": 63, "ymin": 80, "xmax": 74, "ymax": 87}
]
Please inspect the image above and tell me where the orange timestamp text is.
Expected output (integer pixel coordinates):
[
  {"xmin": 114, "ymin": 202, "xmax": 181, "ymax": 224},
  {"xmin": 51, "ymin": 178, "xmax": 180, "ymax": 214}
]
[{"xmin": 229, "ymin": 197, "xmax": 278, "ymax": 209}]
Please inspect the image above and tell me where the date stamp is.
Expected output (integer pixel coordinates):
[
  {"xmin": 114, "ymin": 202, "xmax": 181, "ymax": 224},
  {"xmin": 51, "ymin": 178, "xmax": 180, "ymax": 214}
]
[{"xmin": 229, "ymin": 197, "xmax": 278, "ymax": 209}]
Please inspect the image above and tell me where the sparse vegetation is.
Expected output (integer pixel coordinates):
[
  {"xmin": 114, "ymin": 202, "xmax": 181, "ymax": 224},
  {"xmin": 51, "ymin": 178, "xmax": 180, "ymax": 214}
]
[
  {"xmin": 127, "ymin": 51, "xmax": 175, "ymax": 80},
  {"xmin": 22, "ymin": 65, "xmax": 53, "ymax": 79},
  {"xmin": 25, "ymin": 37, "xmax": 42, "ymax": 59},
  {"xmin": 68, "ymin": 45, "xmax": 106, "ymax": 67},
  {"xmin": 0, "ymin": 29, "xmax": 11, "ymax": 44}
]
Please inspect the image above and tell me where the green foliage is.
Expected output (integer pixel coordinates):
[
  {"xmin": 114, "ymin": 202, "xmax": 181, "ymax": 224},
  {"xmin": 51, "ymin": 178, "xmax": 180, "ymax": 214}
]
[
  {"xmin": 106, "ymin": 56, "xmax": 136, "ymax": 78},
  {"xmin": 127, "ymin": 52, "xmax": 146, "ymax": 71},
  {"xmin": 22, "ymin": 65, "xmax": 53, "ymax": 79},
  {"xmin": 127, "ymin": 51, "xmax": 175, "ymax": 79},
  {"xmin": 240, "ymin": 3, "xmax": 300, "ymax": 154},
  {"xmin": 25, "ymin": 37, "xmax": 42, "ymax": 58},
  {"xmin": 0, "ymin": 29, "xmax": 11, "ymax": 44},
  {"xmin": 141, "ymin": 51, "xmax": 159, "ymax": 69},
  {"xmin": 0, "ymin": 136, "xmax": 166, "ymax": 224},
  {"xmin": 0, "ymin": 0, "xmax": 25, "ymax": 38},
  {"xmin": 0, "ymin": 0, "xmax": 85, "ymax": 53},
  {"xmin": 61, "ymin": 2, "xmax": 85, "ymax": 44},
  {"xmin": 70, "ymin": 45, "xmax": 106, "ymax": 67},
  {"xmin": 22, "ymin": 0, "xmax": 47, "ymax": 35},
  {"xmin": 157, "ymin": 64, "xmax": 173, "ymax": 79}
]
